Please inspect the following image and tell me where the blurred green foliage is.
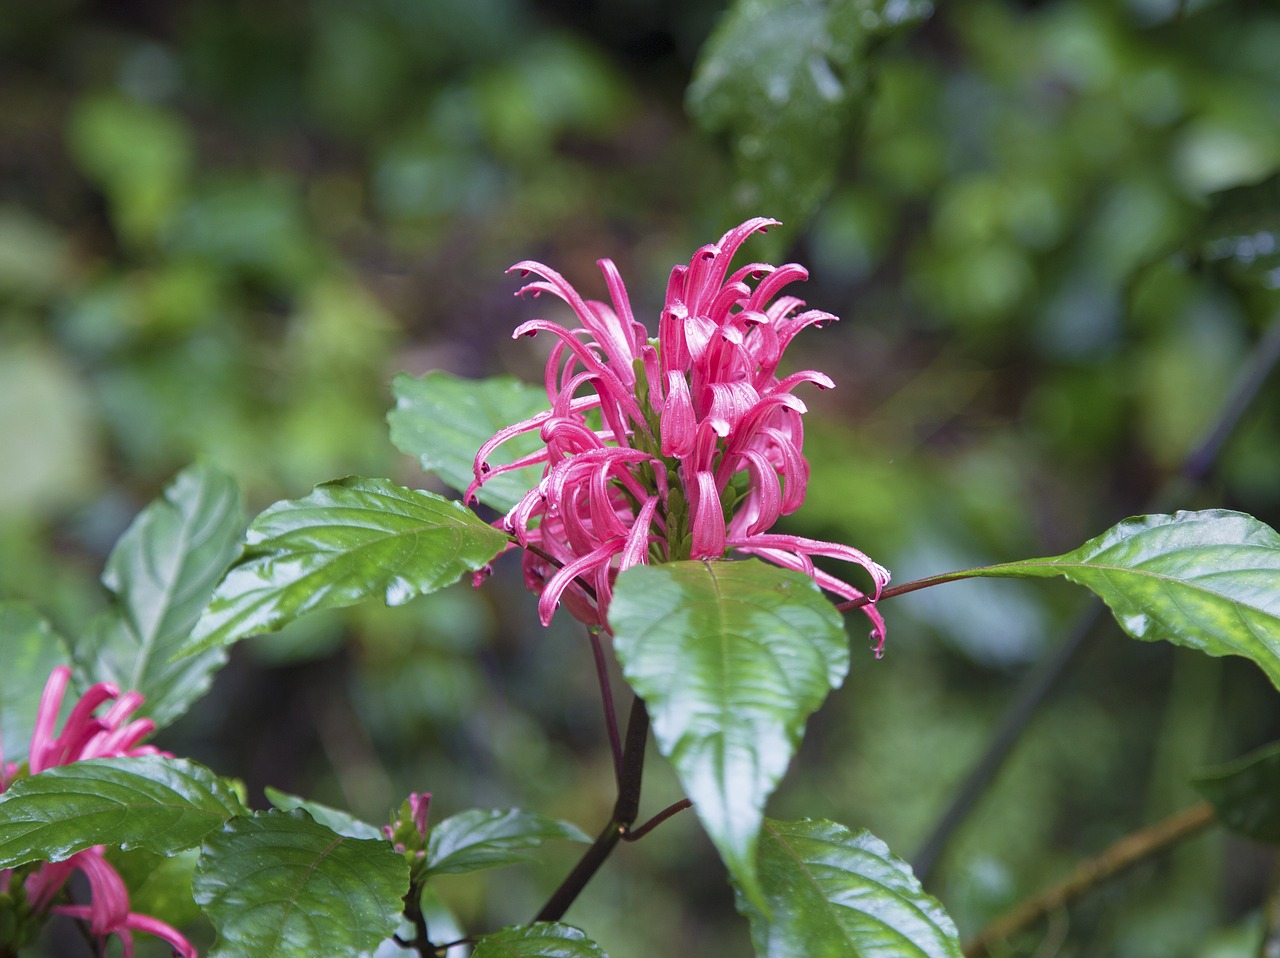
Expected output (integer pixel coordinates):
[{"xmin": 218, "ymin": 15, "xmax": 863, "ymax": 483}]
[{"xmin": 2, "ymin": 0, "xmax": 1279, "ymax": 955}]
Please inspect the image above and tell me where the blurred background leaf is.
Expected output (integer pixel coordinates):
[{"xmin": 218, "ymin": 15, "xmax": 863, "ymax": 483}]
[{"xmin": 1, "ymin": 0, "xmax": 1279, "ymax": 955}]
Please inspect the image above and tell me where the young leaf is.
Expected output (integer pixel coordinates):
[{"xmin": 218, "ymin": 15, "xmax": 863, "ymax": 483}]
[
  {"xmin": 966, "ymin": 511, "xmax": 1280, "ymax": 688},
  {"xmin": 76, "ymin": 461, "xmax": 245, "ymax": 728},
  {"xmin": 0, "ymin": 756, "xmax": 245, "ymax": 868},
  {"xmin": 472, "ymin": 922, "xmax": 609, "ymax": 958},
  {"xmin": 735, "ymin": 818, "xmax": 963, "ymax": 958},
  {"xmin": 1193, "ymin": 741, "xmax": 1280, "ymax": 844},
  {"xmin": 425, "ymin": 808, "xmax": 589, "ymax": 877},
  {"xmin": 389, "ymin": 371, "xmax": 550, "ymax": 512},
  {"xmin": 264, "ymin": 786, "xmax": 383, "ymax": 840},
  {"xmin": 0, "ymin": 603, "xmax": 71, "ymax": 766},
  {"xmin": 609, "ymin": 559, "xmax": 849, "ymax": 907},
  {"xmin": 194, "ymin": 809, "xmax": 408, "ymax": 958},
  {"xmin": 187, "ymin": 477, "xmax": 509, "ymax": 653}
]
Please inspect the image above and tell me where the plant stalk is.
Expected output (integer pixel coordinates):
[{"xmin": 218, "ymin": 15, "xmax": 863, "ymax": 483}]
[
  {"xmin": 962, "ymin": 801, "xmax": 1216, "ymax": 957},
  {"xmin": 535, "ymin": 697, "xmax": 650, "ymax": 922}
]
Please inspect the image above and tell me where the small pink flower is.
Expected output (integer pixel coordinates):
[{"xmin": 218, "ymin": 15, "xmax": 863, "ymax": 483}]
[
  {"xmin": 470, "ymin": 219, "xmax": 889, "ymax": 651},
  {"xmin": 1, "ymin": 667, "xmax": 198, "ymax": 958}
]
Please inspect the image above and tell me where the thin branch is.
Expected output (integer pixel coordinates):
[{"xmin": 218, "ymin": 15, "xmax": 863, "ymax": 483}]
[
  {"xmin": 907, "ymin": 312, "xmax": 1280, "ymax": 883},
  {"xmin": 587, "ymin": 628, "xmax": 624, "ymax": 788},
  {"xmin": 624, "ymin": 799, "xmax": 693, "ymax": 842},
  {"xmin": 963, "ymin": 801, "xmax": 1216, "ymax": 957}
]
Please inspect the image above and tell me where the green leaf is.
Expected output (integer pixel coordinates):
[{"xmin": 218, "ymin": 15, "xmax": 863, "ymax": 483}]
[
  {"xmin": 188, "ymin": 477, "xmax": 509, "ymax": 653},
  {"xmin": 687, "ymin": 0, "xmax": 931, "ymax": 232},
  {"xmin": 426, "ymin": 808, "xmax": 589, "ymax": 877},
  {"xmin": 1194, "ymin": 172, "xmax": 1280, "ymax": 286},
  {"xmin": 76, "ymin": 461, "xmax": 245, "ymax": 728},
  {"xmin": 736, "ymin": 818, "xmax": 962, "ymax": 958},
  {"xmin": 263, "ymin": 786, "xmax": 383, "ymax": 840},
  {"xmin": 389, "ymin": 371, "xmax": 550, "ymax": 512},
  {"xmin": 0, "ymin": 604, "xmax": 71, "ymax": 766},
  {"xmin": 0, "ymin": 756, "xmax": 245, "ymax": 868},
  {"xmin": 963, "ymin": 510, "xmax": 1280, "ymax": 688},
  {"xmin": 472, "ymin": 922, "xmax": 609, "ymax": 958},
  {"xmin": 194, "ymin": 809, "xmax": 409, "ymax": 958},
  {"xmin": 609, "ymin": 559, "xmax": 849, "ymax": 906},
  {"xmin": 1193, "ymin": 742, "xmax": 1280, "ymax": 844}
]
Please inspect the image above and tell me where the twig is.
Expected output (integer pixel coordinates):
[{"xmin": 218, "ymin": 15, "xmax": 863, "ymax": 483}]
[
  {"xmin": 962, "ymin": 801, "xmax": 1216, "ymax": 957},
  {"xmin": 624, "ymin": 799, "xmax": 693, "ymax": 842}
]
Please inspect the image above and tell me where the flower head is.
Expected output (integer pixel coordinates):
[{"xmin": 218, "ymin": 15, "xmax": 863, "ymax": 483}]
[
  {"xmin": 0, "ymin": 667, "xmax": 197, "ymax": 958},
  {"xmin": 469, "ymin": 218, "xmax": 889, "ymax": 651}
]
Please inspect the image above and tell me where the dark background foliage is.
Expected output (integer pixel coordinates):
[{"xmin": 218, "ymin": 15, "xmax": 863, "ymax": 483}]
[{"xmin": 2, "ymin": 0, "xmax": 1278, "ymax": 955}]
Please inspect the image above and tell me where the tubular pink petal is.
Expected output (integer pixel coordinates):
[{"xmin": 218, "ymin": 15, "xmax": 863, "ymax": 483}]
[
  {"xmin": 772, "ymin": 369, "xmax": 835, "ymax": 394},
  {"xmin": 28, "ymin": 666, "xmax": 73, "ymax": 774},
  {"xmin": 596, "ymin": 258, "xmax": 638, "ymax": 339},
  {"xmin": 682, "ymin": 244, "xmax": 721, "ymax": 319},
  {"xmin": 660, "ymin": 373, "xmax": 696, "ymax": 457},
  {"xmin": 726, "ymin": 262, "xmax": 774, "ymax": 287},
  {"xmin": 689, "ymin": 471, "xmax": 726, "ymax": 559},
  {"xmin": 727, "ymin": 533, "xmax": 890, "ymax": 596},
  {"xmin": 703, "ymin": 381, "xmax": 760, "ymax": 438},
  {"xmin": 409, "ymin": 792, "xmax": 432, "ymax": 837},
  {"xmin": 707, "ymin": 280, "xmax": 750, "ymax": 324},
  {"xmin": 747, "ymin": 262, "xmax": 809, "ymax": 312},
  {"xmin": 589, "ymin": 466, "xmax": 631, "ymax": 540},
  {"xmin": 119, "ymin": 912, "xmax": 199, "ymax": 958},
  {"xmin": 619, "ymin": 496, "xmax": 660, "ymax": 569},
  {"xmin": 738, "ymin": 450, "xmax": 783, "ymax": 537},
  {"xmin": 537, "ymin": 539, "xmax": 627, "ymax": 626},
  {"xmin": 73, "ymin": 848, "xmax": 131, "ymax": 934}
]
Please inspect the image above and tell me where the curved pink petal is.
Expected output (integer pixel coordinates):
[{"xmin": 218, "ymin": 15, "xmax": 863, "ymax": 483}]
[
  {"xmin": 537, "ymin": 538, "xmax": 627, "ymax": 627},
  {"xmin": 660, "ymin": 373, "xmax": 695, "ymax": 457},
  {"xmin": 619, "ymin": 496, "xmax": 660, "ymax": 569},
  {"xmin": 689, "ymin": 471, "xmax": 726, "ymax": 559}
]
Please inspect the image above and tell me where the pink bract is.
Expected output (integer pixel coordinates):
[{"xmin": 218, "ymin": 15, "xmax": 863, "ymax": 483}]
[
  {"xmin": 0, "ymin": 666, "xmax": 198, "ymax": 958},
  {"xmin": 469, "ymin": 218, "xmax": 889, "ymax": 651}
]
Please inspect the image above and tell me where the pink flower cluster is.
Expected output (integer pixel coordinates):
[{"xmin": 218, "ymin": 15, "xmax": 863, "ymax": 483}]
[
  {"xmin": 468, "ymin": 217, "xmax": 888, "ymax": 649},
  {"xmin": 0, "ymin": 666, "xmax": 197, "ymax": 958}
]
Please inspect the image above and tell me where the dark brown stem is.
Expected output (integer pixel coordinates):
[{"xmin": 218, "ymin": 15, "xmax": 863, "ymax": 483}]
[
  {"xmin": 393, "ymin": 882, "xmax": 434, "ymax": 957},
  {"xmin": 962, "ymin": 802, "xmax": 1216, "ymax": 957},
  {"xmin": 624, "ymin": 799, "xmax": 693, "ymax": 842},
  {"xmin": 535, "ymin": 697, "xmax": 650, "ymax": 922}
]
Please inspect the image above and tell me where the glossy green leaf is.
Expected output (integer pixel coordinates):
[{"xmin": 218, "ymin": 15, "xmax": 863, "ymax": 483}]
[
  {"xmin": 76, "ymin": 461, "xmax": 245, "ymax": 728},
  {"xmin": 188, "ymin": 477, "xmax": 509, "ymax": 652},
  {"xmin": 964, "ymin": 511, "xmax": 1280, "ymax": 688},
  {"xmin": 472, "ymin": 922, "xmax": 608, "ymax": 958},
  {"xmin": 389, "ymin": 371, "xmax": 549, "ymax": 512},
  {"xmin": 687, "ymin": 0, "xmax": 931, "ymax": 231},
  {"xmin": 194, "ymin": 809, "xmax": 409, "ymax": 958},
  {"xmin": 735, "ymin": 818, "xmax": 962, "ymax": 958},
  {"xmin": 426, "ymin": 808, "xmax": 589, "ymax": 877},
  {"xmin": 0, "ymin": 756, "xmax": 245, "ymax": 868},
  {"xmin": 1193, "ymin": 742, "xmax": 1280, "ymax": 843},
  {"xmin": 609, "ymin": 559, "xmax": 849, "ymax": 906},
  {"xmin": 264, "ymin": 786, "xmax": 383, "ymax": 840},
  {"xmin": 0, "ymin": 604, "xmax": 71, "ymax": 766}
]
